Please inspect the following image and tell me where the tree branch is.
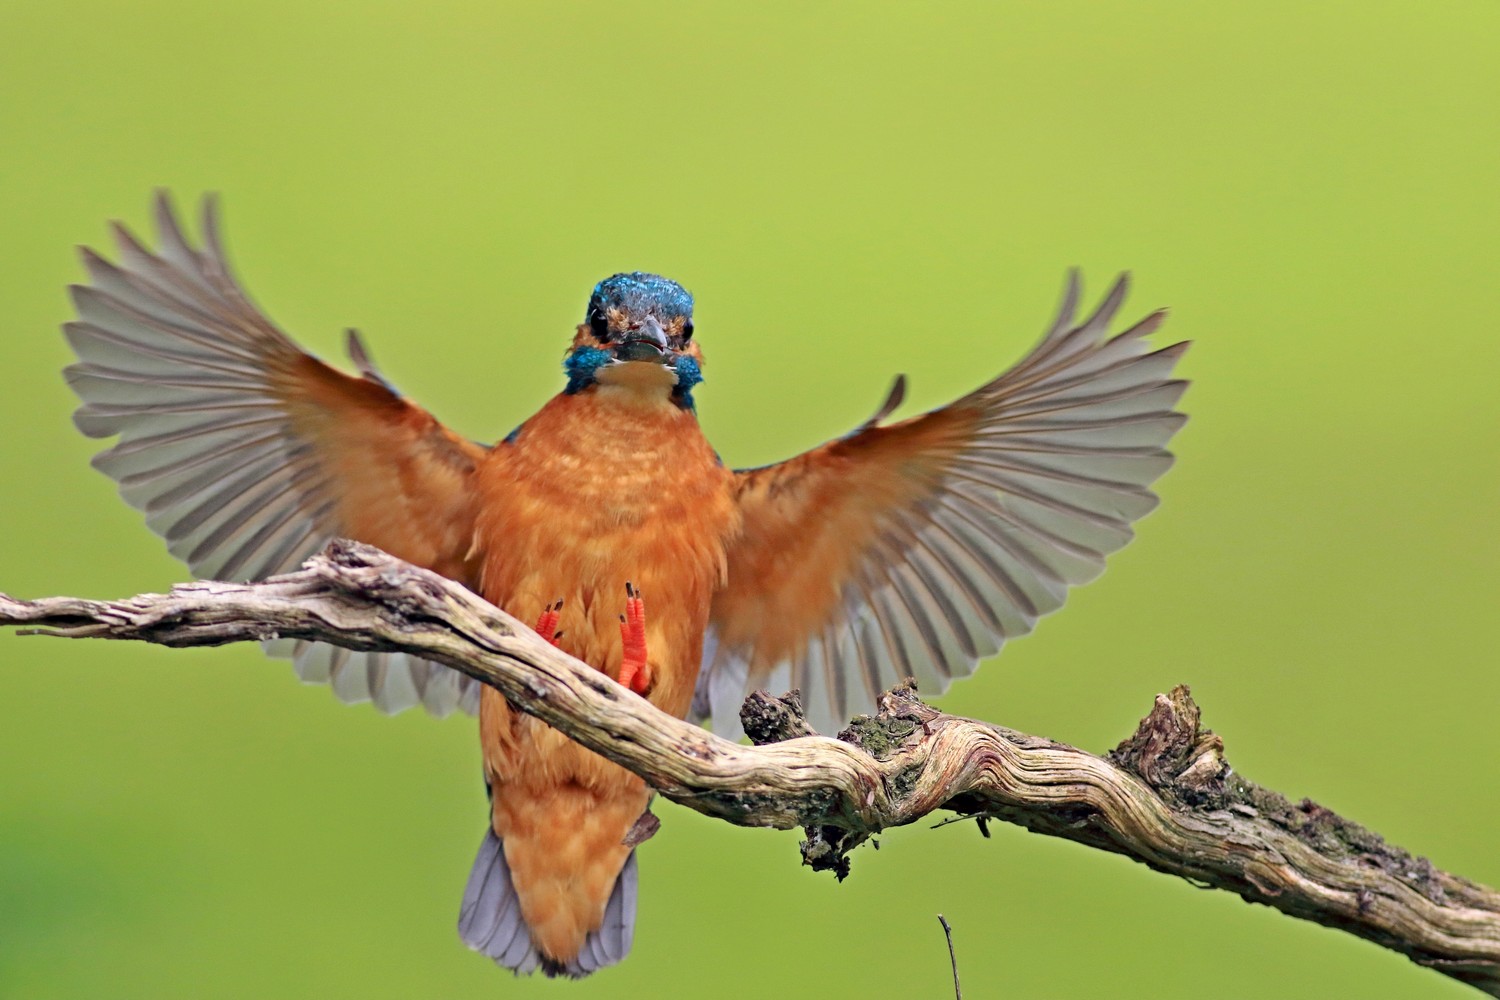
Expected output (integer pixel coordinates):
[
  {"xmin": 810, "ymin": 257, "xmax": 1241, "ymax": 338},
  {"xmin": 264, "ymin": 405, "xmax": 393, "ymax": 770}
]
[{"xmin": 2, "ymin": 540, "xmax": 1497, "ymax": 994}]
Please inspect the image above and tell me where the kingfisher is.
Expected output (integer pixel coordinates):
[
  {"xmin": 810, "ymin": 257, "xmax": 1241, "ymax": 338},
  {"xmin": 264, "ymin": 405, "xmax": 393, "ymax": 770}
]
[{"xmin": 62, "ymin": 194, "xmax": 1188, "ymax": 977}]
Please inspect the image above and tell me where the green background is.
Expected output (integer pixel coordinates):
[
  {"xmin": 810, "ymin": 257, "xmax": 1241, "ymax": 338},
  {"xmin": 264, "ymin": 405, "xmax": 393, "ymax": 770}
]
[{"xmin": 2, "ymin": 3, "xmax": 1497, "ymax": 997}]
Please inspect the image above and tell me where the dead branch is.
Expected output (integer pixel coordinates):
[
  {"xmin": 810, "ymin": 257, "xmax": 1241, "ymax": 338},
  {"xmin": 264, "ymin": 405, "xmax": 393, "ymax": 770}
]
[{"xmin": 2, "ymin": 540, "xmax": 1497, "ymax": 995}]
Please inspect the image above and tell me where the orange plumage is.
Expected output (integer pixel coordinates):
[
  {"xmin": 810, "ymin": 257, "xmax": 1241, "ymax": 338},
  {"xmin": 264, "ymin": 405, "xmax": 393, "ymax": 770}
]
[
  {"xmin": 473, "ymin": 389, "xmax": 737, "ymax": 964},
  {"xmin": 63, "ymin": 194, "xmax": 1188, "ymax": 976}
]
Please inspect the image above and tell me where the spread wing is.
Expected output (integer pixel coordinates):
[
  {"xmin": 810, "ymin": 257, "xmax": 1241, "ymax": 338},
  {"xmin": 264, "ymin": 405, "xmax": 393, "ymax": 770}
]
[
  {"xmin": 64, "ymin": 192, "xmax": 489, "ymax": 716},
  {"xmin": 698, "ymin": 274, "xmax": 1188, "ymax": 736}
]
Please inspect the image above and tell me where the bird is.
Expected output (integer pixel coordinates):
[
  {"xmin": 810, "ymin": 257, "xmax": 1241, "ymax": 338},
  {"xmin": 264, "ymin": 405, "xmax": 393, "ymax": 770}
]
[{"xmin": 62, "ymin": 193, "xmax": 1189, "ymax": 977}]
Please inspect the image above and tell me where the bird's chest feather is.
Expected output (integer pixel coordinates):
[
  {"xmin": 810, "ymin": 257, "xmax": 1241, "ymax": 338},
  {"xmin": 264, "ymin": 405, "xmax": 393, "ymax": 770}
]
[{"xmin": 474, "ymin": 390, "xmax": 737, "ymax": 717}]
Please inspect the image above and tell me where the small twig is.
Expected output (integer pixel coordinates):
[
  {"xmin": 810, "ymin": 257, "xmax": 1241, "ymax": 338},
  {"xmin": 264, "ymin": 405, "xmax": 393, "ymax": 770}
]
[
  {"xmin": 938, "ymin": 914, "xmax": 962, "ymax": 1000},
  {"xmin": 930, "ymin": 812, "xmax": 994, "ymax": 835},
  {"xmin": 2, "ymin": 540, "xmax": 1499, "ymax": 995},
  {"xmin": 623, "ymin": 806, "xmax": 661, "ymax": 848}
]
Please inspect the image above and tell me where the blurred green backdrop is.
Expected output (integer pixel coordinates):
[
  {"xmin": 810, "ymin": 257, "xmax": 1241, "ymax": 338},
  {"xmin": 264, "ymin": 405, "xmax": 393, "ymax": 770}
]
[{"xmin": 2, "ymin": 3, "xmax": 1497, "ymax": 998}]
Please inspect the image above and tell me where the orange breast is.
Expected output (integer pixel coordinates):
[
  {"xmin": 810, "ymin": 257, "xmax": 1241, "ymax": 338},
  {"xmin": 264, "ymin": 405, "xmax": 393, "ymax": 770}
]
[{"xmin": 469, "ymin": 388, "xmax": 738, "ymax": 963}]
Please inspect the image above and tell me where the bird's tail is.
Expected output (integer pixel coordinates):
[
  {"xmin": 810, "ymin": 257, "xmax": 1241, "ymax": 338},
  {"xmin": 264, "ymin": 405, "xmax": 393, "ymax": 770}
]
[{"xmin": 457, "ymin": 828, "xmax": 638, "ymax": 978}]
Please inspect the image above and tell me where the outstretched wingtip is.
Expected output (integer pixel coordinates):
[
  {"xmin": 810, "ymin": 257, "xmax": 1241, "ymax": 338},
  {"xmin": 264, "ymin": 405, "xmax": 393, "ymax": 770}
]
[
  {"xmin": 860, "ymin": 373, "xmax": 908, "ymax": 431},
  {"xmin": 151, "ymin": 188, "xmax": 179, "ymax": 229},
  {"xmin": 1123, "ymin": 307, "xmax": 1169, "ymax": 341},
  {"xmin": 345, "ymin": 327, "xmax": 373, "ymax": 370},
  {"xmin": 107, "ymin": 217, "xmax": 144, "ymax": 256},
  {"xmin": 199, "ymin": 191, "xmax": 227, "ymax": 262},
  {"xmin": 153, "ymin": 189, "xmax": 210, "ymax": 269},
  {"xmin": 345, "ymin": 327, "xmax": 398, "ymax": 392},
  {"xmin": 1046, "ymin": 269, "xmax": 1083, "ymax": 342},
  {"xmin": 1085, "ymin": 271, "xmax": 1132, "ymax": 332}
]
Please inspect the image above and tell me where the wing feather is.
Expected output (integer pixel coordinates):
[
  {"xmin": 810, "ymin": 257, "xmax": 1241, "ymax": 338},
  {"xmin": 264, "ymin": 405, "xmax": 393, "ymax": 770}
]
[
  {"xmin": 64, "ymin": 193, "xmax": 489, "ymax": 717},
  {"xmin": 703, "ymin": 274, "xmax": 1188, "ymax": 736}
]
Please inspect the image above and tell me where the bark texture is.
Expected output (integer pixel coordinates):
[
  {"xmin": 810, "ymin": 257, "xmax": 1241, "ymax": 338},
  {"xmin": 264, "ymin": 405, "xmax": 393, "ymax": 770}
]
[{"xmin": 3, "ymin": 541, "xmax": 1497, "ymax": 994}]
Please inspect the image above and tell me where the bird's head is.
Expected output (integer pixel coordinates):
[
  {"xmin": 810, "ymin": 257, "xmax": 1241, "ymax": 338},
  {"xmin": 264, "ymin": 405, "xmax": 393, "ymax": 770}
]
[{"xmin": 563, "ymin": 272, "xmax": 704, "ymax": 409}]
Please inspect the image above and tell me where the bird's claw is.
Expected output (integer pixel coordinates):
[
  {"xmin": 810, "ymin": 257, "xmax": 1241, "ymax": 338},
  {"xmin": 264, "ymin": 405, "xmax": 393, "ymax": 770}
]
[
  {"xmin": 533, "ymin": 600, "xmax": 564, "ymax": 648},
  {"xmin": 618, "ymin": 582, "xmax": 650, "ymax": 695}
]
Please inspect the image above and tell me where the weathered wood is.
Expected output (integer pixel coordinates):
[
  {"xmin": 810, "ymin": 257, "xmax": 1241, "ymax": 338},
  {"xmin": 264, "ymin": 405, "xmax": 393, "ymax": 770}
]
[{"xmin": 3, "ymin": 540, "xmax": 1498, "ymax": 994}]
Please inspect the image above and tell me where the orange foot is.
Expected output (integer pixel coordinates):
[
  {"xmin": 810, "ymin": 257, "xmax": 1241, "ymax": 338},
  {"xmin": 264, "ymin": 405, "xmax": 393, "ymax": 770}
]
[
  {"xmin": 534, "ymin": 600, "xmax": 564, "ymax": 647},
  {"xmin": 618, "ymin": 582, "xmax": 650, "ymax": 695}
]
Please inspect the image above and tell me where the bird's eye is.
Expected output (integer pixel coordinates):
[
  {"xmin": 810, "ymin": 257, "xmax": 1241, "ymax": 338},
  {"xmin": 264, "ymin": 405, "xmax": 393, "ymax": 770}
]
[
  {"xmin": 682, "ymin": 321, "xmax": 694, "ymax": 341},
  {"xmin": 588, "ymin": 310, "xmax": 610, "ymax": 342}
]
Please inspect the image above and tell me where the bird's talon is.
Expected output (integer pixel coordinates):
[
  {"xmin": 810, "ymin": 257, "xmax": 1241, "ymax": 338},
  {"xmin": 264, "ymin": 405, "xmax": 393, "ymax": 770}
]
[
  {"xmin": 533, "ymin": 601, "xmax": 564, "ymax": 648},
  {"xmin": 618, "ymin": 585, "xmax": 650, "ymax": 694}
]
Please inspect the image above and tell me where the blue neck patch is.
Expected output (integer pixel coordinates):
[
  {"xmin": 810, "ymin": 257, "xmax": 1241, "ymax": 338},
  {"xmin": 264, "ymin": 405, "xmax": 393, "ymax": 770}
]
[
  {"xmin": 563, "ymin": 346, "xmax": 612, "ymax": 394},
  {"xmin": 671, "ymin": 355, "xmax": 703, "ymax": 411}
]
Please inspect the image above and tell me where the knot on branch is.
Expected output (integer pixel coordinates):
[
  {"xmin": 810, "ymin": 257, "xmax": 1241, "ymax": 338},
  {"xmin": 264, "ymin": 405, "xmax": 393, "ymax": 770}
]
[
  {"xmin": 741, "ymin": 689, "xmax": 817, "ymax": 745},
  {"xmin": 1109, "ymin": 687, "xmax": 1457, "ymax": 912},
  {"xmin": 798, "ymin": 680, "xmax": 941, "ymax": 881},
  {"xmin": 1109, "ymin": 684, "xmax": 1228, "ymax": 803},
  {"xmin": 834, "ymin": 679, "xmax": 943, "ymax": 759}
]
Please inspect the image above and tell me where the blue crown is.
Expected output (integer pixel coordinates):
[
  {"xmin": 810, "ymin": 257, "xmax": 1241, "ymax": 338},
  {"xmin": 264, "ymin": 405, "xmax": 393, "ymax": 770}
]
[{"xmin": 586, "ymin": 272, "xmax": 694, "ymax": 324}]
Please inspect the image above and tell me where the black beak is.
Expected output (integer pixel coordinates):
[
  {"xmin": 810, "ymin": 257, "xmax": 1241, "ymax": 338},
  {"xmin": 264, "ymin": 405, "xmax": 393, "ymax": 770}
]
[{"xmin": 613, "ymin": 316, "xmax": 671, "ymax": 362}]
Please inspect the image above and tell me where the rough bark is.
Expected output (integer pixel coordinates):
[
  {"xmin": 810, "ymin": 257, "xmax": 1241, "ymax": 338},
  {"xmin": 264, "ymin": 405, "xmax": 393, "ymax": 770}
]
[{"xmin": 2, "ymin": 540, "xmax": 1497, "ymax": 994}]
